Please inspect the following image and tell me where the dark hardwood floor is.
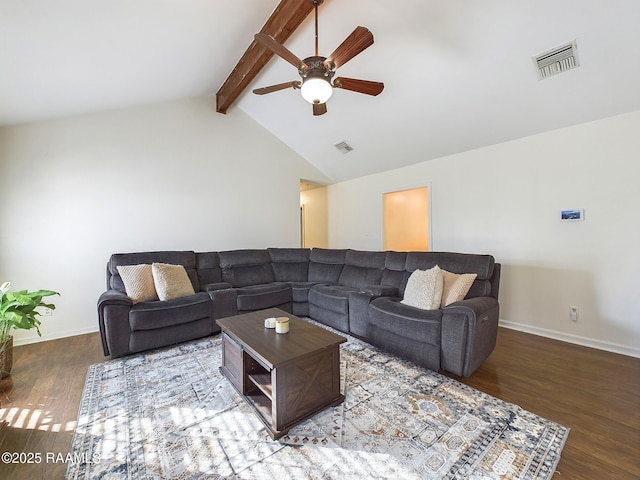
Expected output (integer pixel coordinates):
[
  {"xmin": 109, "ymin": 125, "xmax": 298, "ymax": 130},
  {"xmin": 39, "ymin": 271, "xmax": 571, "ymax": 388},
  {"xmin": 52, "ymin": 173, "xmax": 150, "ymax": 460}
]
[
  {"xmin": 1, "ymin": 328, "xmax": 638, "ymax": 479},
  {"xmin": 455, "ymin": 329, "xmax": 639, "ymax": 479},
  {"xmin": 0, "ymin": 334, "xmax": 105, "ymax": 479}
]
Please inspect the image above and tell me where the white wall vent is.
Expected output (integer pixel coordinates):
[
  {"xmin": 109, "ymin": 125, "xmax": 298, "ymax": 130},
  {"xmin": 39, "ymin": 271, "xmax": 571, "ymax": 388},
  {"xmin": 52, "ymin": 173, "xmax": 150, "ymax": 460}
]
[
  {"xmin": 334, "ymin": 141, "xmax": 354, "ymax": 154},
  {"xmin": 534, "ymin": 40, "xmax": 579, "ymax": 79}
]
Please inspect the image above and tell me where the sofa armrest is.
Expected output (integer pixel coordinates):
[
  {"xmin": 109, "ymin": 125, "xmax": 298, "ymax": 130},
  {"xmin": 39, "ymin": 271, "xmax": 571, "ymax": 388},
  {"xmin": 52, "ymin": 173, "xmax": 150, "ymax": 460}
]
[
  {"xmin": 359, "ymin": 285, "xmax": 399, "ymax": 297},
  {"xmin": 441, "ymin": 296, "xmax": 500, "ymax": 377},
  {"xmin": 98, "ymin": 289, "xmax": 133, "ymax": 307},
  {"xmin": 443, "ymin": 296, "xmax": 497, "ymax": 317},
  {"xmin": 348, "ymin": 286, "xmax": 398, "ymax": 338},
  {"xmin": 208, "ymin": 287, "xmax": 238, "ymax": 320},
  {"xmin": 202, "ymin": 282, "xmax": 233, "ymax": 292},
  {"xmin": 97, "ymin": 290, "xmax": 133, "ymax": 357}
]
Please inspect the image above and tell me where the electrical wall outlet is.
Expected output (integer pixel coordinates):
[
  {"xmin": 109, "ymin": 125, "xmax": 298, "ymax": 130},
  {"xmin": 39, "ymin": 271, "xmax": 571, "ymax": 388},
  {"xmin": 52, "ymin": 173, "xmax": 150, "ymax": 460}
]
[
  {"xmin": 42, "ymin": 307, "xmax": 53, "ymax": 316},
  {"xmin": 569, "ymin": 306, "xmax": 579, "ymax": 322}
]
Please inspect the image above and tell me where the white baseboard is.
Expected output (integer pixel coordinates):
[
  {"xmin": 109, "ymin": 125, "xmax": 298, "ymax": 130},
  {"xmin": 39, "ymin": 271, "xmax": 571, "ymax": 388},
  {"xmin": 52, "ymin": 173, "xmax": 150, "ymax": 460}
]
[
  {"xmin": 12, "ymin": 326, "xmax": 100, "ymax": 347},
  {"xmin": 499, "ymin": 320, "xmax": 640, "ymax": 358}
]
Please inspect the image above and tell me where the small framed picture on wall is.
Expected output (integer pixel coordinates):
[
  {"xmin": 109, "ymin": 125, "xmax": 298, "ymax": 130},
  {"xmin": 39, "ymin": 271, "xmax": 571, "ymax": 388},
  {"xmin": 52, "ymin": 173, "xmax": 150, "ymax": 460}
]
[{"xmin": 561, "ymin": 209, "xmax": 584, "ymax": 221}]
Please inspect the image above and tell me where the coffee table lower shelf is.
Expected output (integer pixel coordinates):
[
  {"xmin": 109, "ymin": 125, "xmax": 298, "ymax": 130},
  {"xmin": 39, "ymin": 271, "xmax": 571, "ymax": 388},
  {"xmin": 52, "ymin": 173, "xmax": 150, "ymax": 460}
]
[{"xmin": 239, "ymin": 386, "xmax": 344, "ymax": 440}]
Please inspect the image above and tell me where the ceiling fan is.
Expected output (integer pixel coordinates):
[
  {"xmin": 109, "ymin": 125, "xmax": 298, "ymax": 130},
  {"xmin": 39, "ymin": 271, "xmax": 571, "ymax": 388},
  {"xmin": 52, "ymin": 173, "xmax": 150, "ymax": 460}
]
[{"xmin": 252, "ymin": 0, "xmax": 384, "ymax": 116}]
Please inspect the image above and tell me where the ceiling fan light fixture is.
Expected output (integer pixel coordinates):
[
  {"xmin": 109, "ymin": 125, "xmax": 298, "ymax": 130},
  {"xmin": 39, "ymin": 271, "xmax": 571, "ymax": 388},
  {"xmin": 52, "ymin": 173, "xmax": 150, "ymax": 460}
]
[
  {"xmin": 301, "ymin": 75, "xmax": 333, "ymax": 104},
  {"xmin": 249, "ymin": 0, "xmax": 382, "ymax": 115}
]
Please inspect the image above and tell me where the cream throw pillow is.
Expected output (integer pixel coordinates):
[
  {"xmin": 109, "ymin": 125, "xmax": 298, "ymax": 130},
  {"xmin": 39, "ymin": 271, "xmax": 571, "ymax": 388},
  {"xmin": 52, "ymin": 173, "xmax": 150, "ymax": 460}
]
[
  {"xmin": 117, "ymin": 264, "xmax": 158, "ymax": 304},
  {"xmin": 401, "ymin": 265, "xmax": 443, "ymax": 310},
  {"xmin": 152, "ymin": 263, "xmax": 195, "ymax": 301},
  {"xmin": 440, "ymin": 270, "xmax": 477, "ymax": 307}
]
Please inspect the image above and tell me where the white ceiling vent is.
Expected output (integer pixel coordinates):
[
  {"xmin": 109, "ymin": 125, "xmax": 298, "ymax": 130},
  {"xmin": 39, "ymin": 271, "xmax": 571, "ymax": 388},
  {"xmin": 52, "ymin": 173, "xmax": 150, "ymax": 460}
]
[
  {"xmin": 334, "ymin": 141, "xmax": 354, "ymax": 154},
  {"xmin": 534, "ymin": 40, "xmax": 579, "ymax": 79}
]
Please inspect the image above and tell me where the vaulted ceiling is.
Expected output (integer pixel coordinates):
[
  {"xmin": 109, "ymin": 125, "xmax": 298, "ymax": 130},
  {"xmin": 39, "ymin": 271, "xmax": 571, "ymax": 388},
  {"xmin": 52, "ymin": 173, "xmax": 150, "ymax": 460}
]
[{"xmin": 2, "ymin": 0, "xmax": 639, "ymax": 183}]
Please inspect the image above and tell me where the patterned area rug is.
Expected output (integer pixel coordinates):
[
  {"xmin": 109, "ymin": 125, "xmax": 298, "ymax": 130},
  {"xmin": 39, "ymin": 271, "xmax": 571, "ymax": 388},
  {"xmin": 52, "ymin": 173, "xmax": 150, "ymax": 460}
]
[{"xmin": 67, "ymin": 324, "xmax": 568, "ymax": 479}]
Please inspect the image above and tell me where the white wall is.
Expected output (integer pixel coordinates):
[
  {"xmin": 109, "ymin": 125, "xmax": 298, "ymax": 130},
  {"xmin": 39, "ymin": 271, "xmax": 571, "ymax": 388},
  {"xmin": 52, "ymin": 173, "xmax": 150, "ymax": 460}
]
[
  {"xmin": 327, "ymin": 110, "xmax": 640, "ymax": 357},
  {"xmin": 0, "ymin": 96, "xmax": 329, "ymax": 345}
]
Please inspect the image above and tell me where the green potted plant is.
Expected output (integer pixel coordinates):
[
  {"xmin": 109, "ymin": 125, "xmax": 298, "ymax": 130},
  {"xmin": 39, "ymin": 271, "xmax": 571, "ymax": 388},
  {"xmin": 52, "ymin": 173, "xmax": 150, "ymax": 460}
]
[{"xmin": 0, "ymin": 282, "xmax": 59, "ymax": 378}]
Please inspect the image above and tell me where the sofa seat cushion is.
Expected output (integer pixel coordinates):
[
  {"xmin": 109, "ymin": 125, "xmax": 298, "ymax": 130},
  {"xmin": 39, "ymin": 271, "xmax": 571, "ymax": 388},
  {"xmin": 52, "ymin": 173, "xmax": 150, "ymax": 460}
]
[
  {"xmin": 309, "ymin": 284, "xmax": 360, "ymax": 314},
  {"xmin": 129, "ymin": 292, "xmax": 211, "ymax": 331},
  {"xmin": 289, "ymin": 281, "xmax": 317, "ymax": 303},
  {"xmin": 369, "ymin": 296, "xmax": 443, "ymax": 344},
  {"xmin": 129, "ymin": 318, "xmax": 214, "ymax": 354},
  {"xmin": 235, "ymin": 282, "xmax": 292, "ymax": 311}
]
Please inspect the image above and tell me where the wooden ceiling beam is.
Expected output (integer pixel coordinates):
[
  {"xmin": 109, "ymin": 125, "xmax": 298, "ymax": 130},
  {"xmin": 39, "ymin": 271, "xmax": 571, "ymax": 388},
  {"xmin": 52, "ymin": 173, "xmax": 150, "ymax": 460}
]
[{"xmin": 215, "ymin": 0, "xmax": 315, "ymax": 114}]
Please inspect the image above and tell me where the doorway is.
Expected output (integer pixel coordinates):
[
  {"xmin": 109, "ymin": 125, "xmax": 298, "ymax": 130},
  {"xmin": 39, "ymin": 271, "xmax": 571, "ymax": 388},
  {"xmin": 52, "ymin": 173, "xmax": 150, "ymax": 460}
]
[
  {"xmin": 300, "ymin": 180, "xmax": 328, "ymax": 248},
  {"xmin": 383, "ymin": 186, "xmax": 430, "ymax": 251}
]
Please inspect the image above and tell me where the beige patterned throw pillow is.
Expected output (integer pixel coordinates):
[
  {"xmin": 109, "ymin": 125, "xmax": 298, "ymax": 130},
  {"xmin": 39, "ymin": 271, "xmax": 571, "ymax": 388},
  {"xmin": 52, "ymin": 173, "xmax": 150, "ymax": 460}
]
[
  {"xmin": 117, "ymin": 264, "xmax": 158, "ymax": 304},
  {"xmin": 152, "ymin": 263, "xmax": 195, "ymax": 301},
  {"xmin": 401, "ymin": 265, "xmax": 444, "ymax": 310},
  {"xmin": 440, "ymin": 270, "xmax": 477, "ymax": 307}
]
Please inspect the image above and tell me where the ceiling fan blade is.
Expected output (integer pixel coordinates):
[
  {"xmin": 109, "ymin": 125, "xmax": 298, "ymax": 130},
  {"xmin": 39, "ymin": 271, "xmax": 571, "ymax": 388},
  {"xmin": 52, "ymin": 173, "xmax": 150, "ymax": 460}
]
[
  {"xmin": 252, "ymin": 81, "xmax": 301, "ymax": 95},
  {"xmin": 325, "ymin": 26, "xmax": 374, "ymax": 70},
  {"xmin": 254, "ymin": 33, "xmax": 307, "ymax": 70},
  {"xmin": 313, "ymin": 103, "xmax": 327, "ymax": 116},
  {"xmin": 333, "ymin": 77, "xmax": 384, "ymax": 96}
]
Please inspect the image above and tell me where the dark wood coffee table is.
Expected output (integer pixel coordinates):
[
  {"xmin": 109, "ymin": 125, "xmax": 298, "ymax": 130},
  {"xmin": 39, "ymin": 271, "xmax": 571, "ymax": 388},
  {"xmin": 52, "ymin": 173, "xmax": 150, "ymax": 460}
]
[{"xmin": 216, "ymin": 307, "xmax": 346, "ymax": 439}]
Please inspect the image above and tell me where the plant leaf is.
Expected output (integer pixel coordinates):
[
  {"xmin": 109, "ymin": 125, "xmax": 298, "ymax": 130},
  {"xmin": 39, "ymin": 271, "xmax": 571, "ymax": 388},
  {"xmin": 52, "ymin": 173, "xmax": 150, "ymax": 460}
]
[{"xmin": 0, "ymin": 286, "xmax": 59, "ymax": 341}]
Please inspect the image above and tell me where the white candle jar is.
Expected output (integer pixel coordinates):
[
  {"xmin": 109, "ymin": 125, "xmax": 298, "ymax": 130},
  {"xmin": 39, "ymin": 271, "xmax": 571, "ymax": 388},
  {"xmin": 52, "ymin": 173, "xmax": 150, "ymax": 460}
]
[{"xmin": 275, "ymin": 317, "xmax": 290, "ymax": 334}]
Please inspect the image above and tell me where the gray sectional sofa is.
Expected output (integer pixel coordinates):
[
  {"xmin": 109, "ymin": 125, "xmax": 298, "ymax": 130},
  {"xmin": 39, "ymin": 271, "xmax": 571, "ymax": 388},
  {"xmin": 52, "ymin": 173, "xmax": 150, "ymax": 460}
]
[{"xmin": 98, "ymin": 248, "xmax": 500, "ymax": 377}]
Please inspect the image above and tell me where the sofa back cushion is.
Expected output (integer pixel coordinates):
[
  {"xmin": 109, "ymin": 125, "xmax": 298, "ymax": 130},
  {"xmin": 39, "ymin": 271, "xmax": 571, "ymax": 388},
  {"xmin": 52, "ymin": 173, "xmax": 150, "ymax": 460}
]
[
  {"xmin": 338, "ymin": 250, "xmax": 386, "ymax": 288},
  {"xmin": 195, "ymin": 252, "xmax": 223, "ymax": 289},
  {"xmin": 219, "ymin": 249, "xmax": 275, "ymax": 287},
  {"xmin": 404, "ymin": 252, "xmax": 496, "ymax": 298},
  {"xmin": 381, "ymin": 251, "xmax": 408, "ymax": 291},
  {"xmin": 308, "ymin": 248, "xmax": 347, "ymax": 284},
  {"xmin": 268, "ymin": 248, "xmax": 310, "ymax": 282},
  {"xmin": 108, "ymin": 251, "xmax": 199, "ymax": 293}
]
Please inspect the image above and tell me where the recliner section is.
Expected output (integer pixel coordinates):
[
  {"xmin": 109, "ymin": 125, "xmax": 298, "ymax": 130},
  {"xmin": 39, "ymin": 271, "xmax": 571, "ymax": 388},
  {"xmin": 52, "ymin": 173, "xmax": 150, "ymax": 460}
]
[
  {"xmin": 98, "ymin": 247, "xmax": 500, "ymax": 377},
  {"xmin": 308, "ymin": 249, "xmax": 387, "ymax": 332},
  {"xmin": 268, "ymin": 248, "xmax": 312, "ymax": 317},
  {"xmin": 219, "ymin": 249, "xmax": 293, "ymax": 313},
  {"xmin": 100, "ymin": 251, "xmax": 221, "ymax": 357}
]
